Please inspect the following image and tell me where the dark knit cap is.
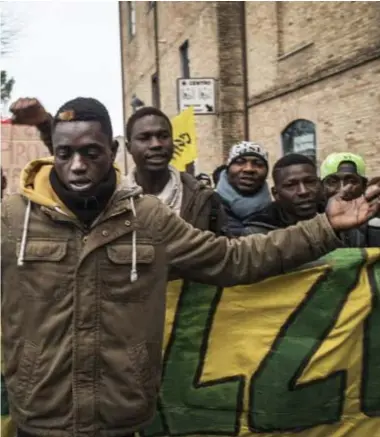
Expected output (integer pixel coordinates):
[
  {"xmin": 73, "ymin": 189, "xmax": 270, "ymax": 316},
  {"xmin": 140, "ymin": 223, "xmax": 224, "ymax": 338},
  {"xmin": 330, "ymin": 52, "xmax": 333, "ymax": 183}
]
[{"xmin": 53, "ymin": 97, "xmax": 113, "ymax": 141}]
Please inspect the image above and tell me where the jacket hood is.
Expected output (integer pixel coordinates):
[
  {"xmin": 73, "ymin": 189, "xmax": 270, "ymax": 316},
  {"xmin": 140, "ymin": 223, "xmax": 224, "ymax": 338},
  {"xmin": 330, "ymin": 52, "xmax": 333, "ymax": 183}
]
[
  {"xmin": 180, "ymin": 171, "xmax": 203, "ymax": 192},
  {"xmin": 20, "ymin": 157, "xmax": 140, "ymax": 213}
]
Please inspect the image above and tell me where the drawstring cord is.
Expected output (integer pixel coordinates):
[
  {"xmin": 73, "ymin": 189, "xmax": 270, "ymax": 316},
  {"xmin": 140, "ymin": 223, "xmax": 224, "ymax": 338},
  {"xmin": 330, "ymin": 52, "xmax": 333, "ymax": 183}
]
[
  {"xmin": 130, "ymin": 197, "xmax": 138, "ymax": 283},
  {"xmin": 17, "ymin": 200, "xmax": 32, "ymax": 267}
]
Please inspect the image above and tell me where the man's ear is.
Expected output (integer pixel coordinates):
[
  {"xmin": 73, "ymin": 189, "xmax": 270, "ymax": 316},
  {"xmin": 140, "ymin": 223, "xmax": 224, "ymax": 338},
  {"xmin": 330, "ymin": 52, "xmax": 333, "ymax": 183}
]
[
  {"xmin": 110, "ymin": 140, "xmax": 119, "ymax": 160},
  {"xmin": 271, "ymin": 186, "xmax": 279, "ymax": 201}
]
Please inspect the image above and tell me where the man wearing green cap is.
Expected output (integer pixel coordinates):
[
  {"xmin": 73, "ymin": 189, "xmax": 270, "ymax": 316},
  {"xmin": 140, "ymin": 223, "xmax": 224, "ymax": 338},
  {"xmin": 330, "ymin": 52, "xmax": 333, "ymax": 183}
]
[
  {"xmin": 320, "ymin": 153, "xmax": 379, "ymax": 247},
  {"xmin": 320, "ymin": 152, "xmax": 367, "ymax": 201}
]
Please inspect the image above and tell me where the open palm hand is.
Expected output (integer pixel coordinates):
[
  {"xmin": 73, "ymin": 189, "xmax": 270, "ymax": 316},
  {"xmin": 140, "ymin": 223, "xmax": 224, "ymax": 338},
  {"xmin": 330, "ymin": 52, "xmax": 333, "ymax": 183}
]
[{"xmin": 326, "ymin": 185, "xmax": 380, "ymax": 231}]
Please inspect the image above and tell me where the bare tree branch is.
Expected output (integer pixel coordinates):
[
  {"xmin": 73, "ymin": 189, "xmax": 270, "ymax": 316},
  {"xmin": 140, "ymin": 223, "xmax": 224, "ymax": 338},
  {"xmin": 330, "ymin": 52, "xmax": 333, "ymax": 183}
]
[
  {"xmin": 0, "ymin": 5, "xmax": 19, "ymax": 56},
  {"xmin": 1, "ymin": 6, "xmax": 18, "ymax": 104}
]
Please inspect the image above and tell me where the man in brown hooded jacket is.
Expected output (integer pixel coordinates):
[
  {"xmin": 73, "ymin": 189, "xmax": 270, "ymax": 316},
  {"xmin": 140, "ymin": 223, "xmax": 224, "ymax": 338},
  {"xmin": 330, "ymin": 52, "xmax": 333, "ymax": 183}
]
[{"xmin": 2, "ymin": 97, "xmax": 380, "ymax": 437}]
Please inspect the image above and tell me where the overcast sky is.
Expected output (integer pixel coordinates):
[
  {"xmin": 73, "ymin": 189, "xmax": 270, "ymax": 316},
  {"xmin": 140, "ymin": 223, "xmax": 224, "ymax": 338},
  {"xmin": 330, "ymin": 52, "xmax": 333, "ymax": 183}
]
[{"xmin": 2, "ymin": 1, "xmax": 123, "ymax": 136}]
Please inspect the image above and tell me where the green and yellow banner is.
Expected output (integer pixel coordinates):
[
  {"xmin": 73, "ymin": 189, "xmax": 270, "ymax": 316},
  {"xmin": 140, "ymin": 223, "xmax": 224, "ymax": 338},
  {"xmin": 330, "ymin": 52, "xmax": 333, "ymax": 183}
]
[
  {"xmin": 144, "ymin": 248, "xmax": 380, "ymax": 437},
  {"xmin": 2, "ymin": 248, "xmax": 380, "ymax": 437}
]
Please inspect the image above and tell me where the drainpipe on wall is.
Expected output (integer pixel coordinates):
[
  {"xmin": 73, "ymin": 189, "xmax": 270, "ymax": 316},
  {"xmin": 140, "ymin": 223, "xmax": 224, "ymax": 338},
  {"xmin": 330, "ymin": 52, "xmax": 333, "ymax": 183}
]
[
  {"xmin": 240, "ymin": 1, "xmax": 249, "ymax": 141},
  {"xmin": 118, "ymin": 1, "xmax": 128, "ymax": 174},
  {"xmin": 153, "ymin": 2, "xmax": 161, "ymax": 109}
]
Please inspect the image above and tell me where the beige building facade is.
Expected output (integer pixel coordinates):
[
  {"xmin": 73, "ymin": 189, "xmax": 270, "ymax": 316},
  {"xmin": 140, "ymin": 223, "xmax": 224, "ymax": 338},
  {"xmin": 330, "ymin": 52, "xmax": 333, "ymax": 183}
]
[{"xmin": 119, "ymin": 1, "xmax": 380, "ymax": 178}]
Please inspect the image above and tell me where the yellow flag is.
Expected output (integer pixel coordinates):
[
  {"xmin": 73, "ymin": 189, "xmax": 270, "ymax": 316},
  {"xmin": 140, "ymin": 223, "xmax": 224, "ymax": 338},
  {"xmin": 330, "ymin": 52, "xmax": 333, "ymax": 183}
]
[{"xmin": 170, "ymin": 107, "xmax": 197, "ymax": 172}]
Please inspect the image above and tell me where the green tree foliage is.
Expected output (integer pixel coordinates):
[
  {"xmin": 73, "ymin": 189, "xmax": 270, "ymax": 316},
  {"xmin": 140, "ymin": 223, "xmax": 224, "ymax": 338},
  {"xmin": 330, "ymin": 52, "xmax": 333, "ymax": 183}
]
[{"xmin": 1, "ymin": 70, "xmax": 15, "ymax": 103}]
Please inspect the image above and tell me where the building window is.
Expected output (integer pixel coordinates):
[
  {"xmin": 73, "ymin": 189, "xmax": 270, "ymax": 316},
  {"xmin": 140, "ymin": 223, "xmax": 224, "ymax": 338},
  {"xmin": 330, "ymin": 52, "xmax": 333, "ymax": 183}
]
[
  {"xmin": 151, "ymin": 73, "xmax": 159, "ymax": 108},
  {"xmin": 179, "ymin": 40, "xmax": 190, "ymax": 79},
  {"xmin": 127, "ymin": 1, "xmax": 136, "ymax": 40},
  {"xmin": 281, "ymin": 119, "xmax": 317, "ymax": 163}
]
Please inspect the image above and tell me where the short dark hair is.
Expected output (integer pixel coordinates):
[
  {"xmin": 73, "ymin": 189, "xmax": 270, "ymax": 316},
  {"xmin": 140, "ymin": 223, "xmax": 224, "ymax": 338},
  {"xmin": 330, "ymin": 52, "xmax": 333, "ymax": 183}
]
[
  {"xmin": 272, "ymin": 154, "xmax": 316, "ymax": 184},
  {"xmin": 52, "ymin": 97, "xmax": 113, "ymax": 143},
  {"xmin": 126, "ymin": 107, "xmax": 172, "ymax": 141},
  {"xmin": 212, "ymin": 164, "xmax": 227, "ymax": 186}
]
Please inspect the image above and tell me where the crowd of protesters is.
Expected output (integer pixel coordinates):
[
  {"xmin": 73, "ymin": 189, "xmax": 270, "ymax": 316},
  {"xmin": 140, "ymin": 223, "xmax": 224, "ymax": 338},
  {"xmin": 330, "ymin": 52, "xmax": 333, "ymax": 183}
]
[
  {"xmin": 1, "ymin": 96, "xmax": 379, "ymax": 437},
  {"xmin": 4, "ymin": 97, "xmax": 379, "ymax": 248}
]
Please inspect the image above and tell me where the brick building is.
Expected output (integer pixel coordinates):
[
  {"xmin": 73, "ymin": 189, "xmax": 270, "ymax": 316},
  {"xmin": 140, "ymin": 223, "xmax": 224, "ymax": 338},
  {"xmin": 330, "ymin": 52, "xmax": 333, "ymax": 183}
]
[{"xmin": 119, "ymin": 1, "xmax": 380, "ymax": 178}]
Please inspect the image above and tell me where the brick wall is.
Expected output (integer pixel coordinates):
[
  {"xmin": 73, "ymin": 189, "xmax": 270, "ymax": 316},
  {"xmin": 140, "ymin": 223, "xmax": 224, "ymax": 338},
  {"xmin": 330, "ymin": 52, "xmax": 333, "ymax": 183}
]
[
  {"xmin": 246, "ymin": 1, "xmax": 380, "ymax": 100},
  {"xmin": 120, "ymin": 1, "xmax": 380, "ymax": 178},
  {"xmin": 248, "ymin": 59, "xmax": 380, "ymax": 179}
]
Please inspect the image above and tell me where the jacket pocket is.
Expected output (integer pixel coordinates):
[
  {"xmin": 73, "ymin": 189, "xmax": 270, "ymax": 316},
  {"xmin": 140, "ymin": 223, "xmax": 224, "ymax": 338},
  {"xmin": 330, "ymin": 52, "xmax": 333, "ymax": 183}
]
[
  {"xmin": 16, "ymin": 239, "xmax": 67, "ymax": 262},
  {"xmin": 16, "ymin": 238, "xmax": 70, "ymax": 301},
  {"xmin": 13, "ymin": 340, "xmax": 40, "ymax": 407},
  {"xmin": 99, "ymin": 341, "xmax": 157, "ymax": 426},
  {"xmin": 128, "ymin": 342, "xmax": 156, "ymax": 397},
  {"xmin": 101, "ymin": 243, "xmax": 156, "ymax": 302}
]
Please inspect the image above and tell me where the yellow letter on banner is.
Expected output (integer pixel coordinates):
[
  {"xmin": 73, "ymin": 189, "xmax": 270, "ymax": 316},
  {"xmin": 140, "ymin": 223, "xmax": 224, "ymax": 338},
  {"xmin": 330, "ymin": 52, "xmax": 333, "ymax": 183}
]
[{"xmin": 170, "ymin": 107, "xmax": 198, "ymax": 172}]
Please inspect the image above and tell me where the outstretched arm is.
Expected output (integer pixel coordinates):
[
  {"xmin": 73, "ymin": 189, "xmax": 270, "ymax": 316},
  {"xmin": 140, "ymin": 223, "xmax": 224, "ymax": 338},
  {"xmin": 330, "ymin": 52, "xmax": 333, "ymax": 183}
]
[
  {"xmin": 156, "ymin": 206, "xmax": 339, "ymax": 287},
  {"xmin": 151, "ymin": 185, "xmax": 380, "ymax": 287}
]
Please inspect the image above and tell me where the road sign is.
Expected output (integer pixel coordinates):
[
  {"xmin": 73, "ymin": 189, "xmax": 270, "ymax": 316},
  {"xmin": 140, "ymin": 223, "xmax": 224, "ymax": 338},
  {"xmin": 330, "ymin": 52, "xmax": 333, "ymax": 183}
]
[{"xmin": 177, "ymin": 78, "xmax": 217, "ymax": 115}]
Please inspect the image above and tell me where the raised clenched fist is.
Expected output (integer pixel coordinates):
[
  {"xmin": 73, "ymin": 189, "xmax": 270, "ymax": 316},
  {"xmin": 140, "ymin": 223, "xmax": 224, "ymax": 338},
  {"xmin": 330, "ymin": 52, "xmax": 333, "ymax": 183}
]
[{"xmin": 9, "ymin": 97, "xmax": 49, "ymax": 126}]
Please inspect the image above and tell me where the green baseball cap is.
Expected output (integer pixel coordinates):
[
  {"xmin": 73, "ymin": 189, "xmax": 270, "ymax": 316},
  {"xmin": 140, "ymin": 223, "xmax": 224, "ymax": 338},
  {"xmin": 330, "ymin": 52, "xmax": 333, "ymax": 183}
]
[{"xmin": 320, "ymin": 152, "xmax": 366, "ymax": 180}]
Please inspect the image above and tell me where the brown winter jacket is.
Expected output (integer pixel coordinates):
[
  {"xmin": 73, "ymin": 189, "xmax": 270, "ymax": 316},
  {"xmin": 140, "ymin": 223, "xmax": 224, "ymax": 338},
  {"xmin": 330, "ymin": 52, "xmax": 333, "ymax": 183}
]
[{"xmin": 1, "ymin": 158, "xmax": 342, "ymax": 437}]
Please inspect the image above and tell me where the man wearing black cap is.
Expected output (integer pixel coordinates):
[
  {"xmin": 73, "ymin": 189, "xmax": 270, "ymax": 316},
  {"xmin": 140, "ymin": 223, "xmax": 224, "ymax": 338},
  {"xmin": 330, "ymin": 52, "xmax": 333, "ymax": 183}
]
[{"xmin": 2, "ymin": 97, "xmax": 380, "ymax": 437}]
